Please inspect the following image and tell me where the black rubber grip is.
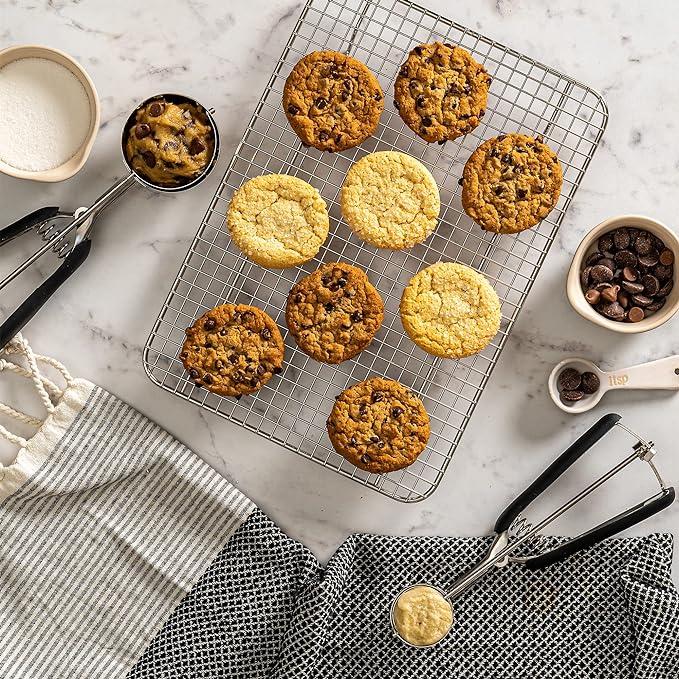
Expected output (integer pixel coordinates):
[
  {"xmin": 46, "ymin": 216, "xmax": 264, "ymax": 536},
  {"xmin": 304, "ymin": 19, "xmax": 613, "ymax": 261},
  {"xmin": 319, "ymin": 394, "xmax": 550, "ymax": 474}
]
[
  {"xmin": 0, "ymin": 240, "xmax": 91, "ymax": 351},
  {"xmin": 523, "ymin": 486, "xmax": 676, "ymax": 570},
  {"xmin": 494, "ymin": 413, "xmax": 622, "ymax": 533},
  {"xmin": 0, "ymin": 207, "xmax": 60, "ymax": 246}
]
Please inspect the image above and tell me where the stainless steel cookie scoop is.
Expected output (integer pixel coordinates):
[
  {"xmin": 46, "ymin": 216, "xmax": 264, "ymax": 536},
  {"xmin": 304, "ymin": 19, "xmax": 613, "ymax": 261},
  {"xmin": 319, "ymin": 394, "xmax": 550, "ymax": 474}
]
[
  {"xmin": 548, "ymin": 355, "xmax": 679, "ymax": 414},
  {"xmin": 390, "ymin": 414, "xmax": 675, "ymax": 647}
]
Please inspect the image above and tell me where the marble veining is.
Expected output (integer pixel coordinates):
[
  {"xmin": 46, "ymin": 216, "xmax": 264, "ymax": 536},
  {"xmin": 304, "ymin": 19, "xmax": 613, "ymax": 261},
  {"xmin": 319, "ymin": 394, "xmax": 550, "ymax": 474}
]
[{"xmin": 0, "ymin": 0, "xmax": 677, "ymax": 585}]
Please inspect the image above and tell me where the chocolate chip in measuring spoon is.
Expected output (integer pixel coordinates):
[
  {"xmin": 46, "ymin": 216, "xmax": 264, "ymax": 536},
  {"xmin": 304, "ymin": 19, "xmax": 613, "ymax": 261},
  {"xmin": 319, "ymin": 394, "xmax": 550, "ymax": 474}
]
[
  {"xmin": 558, "ymin": 368, "xmax": 582, "ymax": 391},
  {"xmin": 562, "ymin": 389, "xmax": 585, "ymax": 402},
  {"xmin": 580, "ymin": 372, "xmax": 600, "ymax": 394}
]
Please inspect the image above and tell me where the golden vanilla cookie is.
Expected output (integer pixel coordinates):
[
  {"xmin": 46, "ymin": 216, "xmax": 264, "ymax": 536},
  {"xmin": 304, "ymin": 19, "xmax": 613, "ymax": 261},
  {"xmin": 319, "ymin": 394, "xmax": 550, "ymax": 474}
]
[
  {"xmin": 340, "ymin": 151, "xmax": 440, "ymax": 249},
  {"xmin": 286, "ymin": 262, "xmax": 384, "ymax": 364},
  {"xmin": 394, "ymin": 42, "xmax": 490, "ymax": 143},
  {"xmin": 227, "ymin": 174, "xmax": 329, "ymax": 268},
  {"xmin": 461, "ymin": 133, "xmax": 563, "ymax": 234},
  {"xmin": 400, "ymin": 262, "xmax": 501, "ymax": 358},
  {"xmin": 181, "ymin": 304, "xmax": 284, "ymax": 397},
  {"xmin": 283, "ymin": 50, "xmax": 384, "ymax": 152},
  {"xmin": 327, "ymin": 377, "xmax": 430, "ymax": 473}
]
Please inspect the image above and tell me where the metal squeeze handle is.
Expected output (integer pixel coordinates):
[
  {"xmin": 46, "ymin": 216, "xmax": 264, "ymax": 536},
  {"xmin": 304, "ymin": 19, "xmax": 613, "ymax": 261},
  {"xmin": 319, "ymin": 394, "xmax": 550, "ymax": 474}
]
[
  {"xmin": 494, "ymin": 413, "xmax": 622, "ymax": 533},
  {"xmin": 0, "ymin": 207, "xmax": 60, "ymax": 246},
  {"xmin": 0, "ymin": 240, "xmax": 92, "ymax": 351},
  {"xmin": 523, "ymin": 486, "xmax": 676, "ymax": 570}
]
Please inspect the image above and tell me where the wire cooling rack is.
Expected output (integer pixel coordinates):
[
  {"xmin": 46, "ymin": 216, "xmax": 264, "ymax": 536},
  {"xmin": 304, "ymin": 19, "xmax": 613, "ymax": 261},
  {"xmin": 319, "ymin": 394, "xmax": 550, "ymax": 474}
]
[{"xmin": 143, "ymin": 0, "xmax": 608, "ymax": 502}]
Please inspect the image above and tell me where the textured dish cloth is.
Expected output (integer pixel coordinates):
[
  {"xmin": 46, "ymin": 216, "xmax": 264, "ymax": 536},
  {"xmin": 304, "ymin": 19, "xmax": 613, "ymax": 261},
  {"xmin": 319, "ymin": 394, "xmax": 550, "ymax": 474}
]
[{"xmin": 0, "ymin": 336, "xmax": 677, "ymax": 679}]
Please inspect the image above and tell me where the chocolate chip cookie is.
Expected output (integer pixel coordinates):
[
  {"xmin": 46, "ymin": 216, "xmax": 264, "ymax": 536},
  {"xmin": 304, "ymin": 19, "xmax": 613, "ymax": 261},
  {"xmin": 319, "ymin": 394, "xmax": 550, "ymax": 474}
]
[
  {"xmin": 283, "ymin": 50, "xmax": 384, "ymax": 152},
  {"xmin": 400, "ymin": 262, "xmax": 501, "ymax": 359},
  {"xmin": 394, "ymin": 42, "xmax": 490, "ymax": 143},
  {"xmin": 181, "ymin": 304, "xmax": 284, "ymax": 397},
  {"xmin": 327, "ymin": 377, "xmax": 430, "ymax": 473},
  {"xmin": 461, "ymin": 133, "xmax": 563, "ymax": 234},
  {"xmin": 286, "ymin": 262, "xmax": 384, "ymax": 364},
  {"xmin": 227, "ymin": 174, "xmax": 329, "ymax": 268},
  {"xmin": 340, "ymin": 151, "xmax": 440, "ymax": 249}
]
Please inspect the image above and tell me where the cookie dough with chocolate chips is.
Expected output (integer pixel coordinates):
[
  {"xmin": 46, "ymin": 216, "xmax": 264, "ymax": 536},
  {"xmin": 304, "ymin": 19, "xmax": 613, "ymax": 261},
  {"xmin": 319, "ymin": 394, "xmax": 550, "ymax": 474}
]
[
  {"xmin": 283, "ymin": 50, "xmax": 384, "ymax": 152},
  {"xmin": 394, "ymin": 42, "xmax": 490, "ymax": 143},
  {"xmin": 461, "ymin": 133, "xmax": 562, "ymax": 234},
  {"xmin": 181, "ymin": 304, "xmax": 284, "ymax": 398},
  {"xmin": 327, "ymin": 377, "xmax": 430, "ymax": 474},
  {"xmin": 286, "ymin": 262, "xmax": 384, "ymax": 364},
  {"xmin": 125, "ymin": 98, "xmax": 214, "ymax": 187}
]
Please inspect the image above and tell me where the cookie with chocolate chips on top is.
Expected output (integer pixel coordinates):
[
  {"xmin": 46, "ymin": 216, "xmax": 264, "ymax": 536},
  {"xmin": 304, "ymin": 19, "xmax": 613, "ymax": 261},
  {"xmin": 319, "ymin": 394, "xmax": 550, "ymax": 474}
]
[
  {"xmin": 286, "ymin": 262, "xmax": 384, "ymax": 364},
  {"xmin": 394, "ymin": 42, "xmax": 490, "ymax": 143},
  {"xmin": 283, "ymin": 50, "xmax": 384, "ymax": 152},
  {"xmin": 327, "ymin": 377, "xmax": 430, "ymax": 474},
  {"xmin": 461, "ymin": 133, "xmax": 563, "ymax": 234},
  {"xmin": 181, "ymin": 304, "xmax": 284, "ymax": 398}
]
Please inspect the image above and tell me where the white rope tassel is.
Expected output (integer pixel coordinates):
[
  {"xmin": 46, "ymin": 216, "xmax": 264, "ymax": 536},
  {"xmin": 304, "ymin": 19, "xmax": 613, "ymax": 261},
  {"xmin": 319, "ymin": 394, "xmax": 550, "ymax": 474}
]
[{"xmin": 0, "ymin": 333, "xmax": 73, "ymax": 449}]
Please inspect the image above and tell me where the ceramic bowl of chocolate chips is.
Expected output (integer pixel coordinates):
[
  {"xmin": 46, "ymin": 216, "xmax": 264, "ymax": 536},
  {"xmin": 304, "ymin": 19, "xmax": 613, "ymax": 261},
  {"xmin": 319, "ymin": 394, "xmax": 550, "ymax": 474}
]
[{"xmin": 567, "ymin": 215, "xmax": 679, "ymax": 333}]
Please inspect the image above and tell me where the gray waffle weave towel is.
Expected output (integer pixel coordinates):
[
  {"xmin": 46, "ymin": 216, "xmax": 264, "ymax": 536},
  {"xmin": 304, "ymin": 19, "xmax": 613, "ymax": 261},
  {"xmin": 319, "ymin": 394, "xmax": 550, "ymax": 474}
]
[{"xmin": 0, "ymin": 344, "xmax": 676, "ymax": 678}]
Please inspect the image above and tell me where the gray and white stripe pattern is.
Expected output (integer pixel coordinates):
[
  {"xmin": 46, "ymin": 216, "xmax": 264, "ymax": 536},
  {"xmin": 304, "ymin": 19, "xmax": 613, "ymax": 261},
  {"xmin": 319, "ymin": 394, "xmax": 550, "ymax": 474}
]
[{"xmin": 0, "ymin": 381, "xmax": 254, "ymax": 679}]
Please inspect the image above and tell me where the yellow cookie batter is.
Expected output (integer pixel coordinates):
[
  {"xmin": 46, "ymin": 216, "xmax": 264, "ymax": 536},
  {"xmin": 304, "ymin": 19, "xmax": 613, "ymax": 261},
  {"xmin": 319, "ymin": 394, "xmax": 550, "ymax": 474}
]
[
  {"xmin": 125, "ymin": 98, "xmax": 214, "ymax": 187},
  {"xmin": 392, "ymin": 585, "xmax": 453, "ymax": 646}
]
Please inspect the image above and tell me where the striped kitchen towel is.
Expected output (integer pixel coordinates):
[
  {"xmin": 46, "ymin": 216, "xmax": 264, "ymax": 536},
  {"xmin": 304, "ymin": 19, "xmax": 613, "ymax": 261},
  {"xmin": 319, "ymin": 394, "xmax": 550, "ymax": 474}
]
[{"xmin": 1, "ymin": 335, "xmax": 678, "ymax": 678}]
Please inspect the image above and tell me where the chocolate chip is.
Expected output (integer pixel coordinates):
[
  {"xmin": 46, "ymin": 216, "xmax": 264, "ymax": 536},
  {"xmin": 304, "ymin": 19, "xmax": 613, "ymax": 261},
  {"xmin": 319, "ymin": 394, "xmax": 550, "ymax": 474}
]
[
  {"xmin": 654, "ymin": 264, "xmax": 673, "ymax": 281},
  {"xmin": 580, "ymin": 266, "xmax": 592, "ymax": 288},
  {"xmin": 641, "ymin": 274, "xmax": 660, "ymax": 296},
  {"xmin": 559, "ymin": 368, "xmax": 582, "ymax": 391},
  {"xmin": 599, "ymin": 258, "xmax": 616, "ymax": 272},
  {"xmin": 141, "ymin": 151, "xmax": 156, "ymax": 168},
  {"xmin": 479, "ymin": 109, "xmax": 485, "ymax": 117},
  {"xmin": 646, "ymin": 299, "xmax": 666, "ymax": 313},
  {"xmin": 148, "ymin": 101, "xmax": 164, "ymax": 117},
  {"xmin": 639, "ymin": 250, "xmax": 659, "ymax": 268},
  {"xmin": 372, "ymin": 391, "xmax": 383, "ymax": 403},
  {"xmin": 600, "ymin": 302, "xmax": 625, "ymax": 320},
  {"xmin": 393, "ymin": 98, "xmax": 400, "ymax": 110},
  {"xmin": 374, "ymin": 91, "xmax": 382, "ymax": 101},
  {"xmin": 415, "ymin": 95, "xmax": 426, "ymax": 107},
  {"xmin": 350, "ymin": 311, "xmax": 363, "ymax": 322},
  {"xmin": 391, "ymin": 407, "xmax": 403, "ymax": 418},
  {"xmin": 657, "ymin": 279, "xmax": 674, "ymax": 297},
  {"xmin": 631, "ymin": 294, "xmax": 653, "ymax": 307},
  {"xmin": 399, "ymin": 66, "xmax": 408, "ymax": 77},
  {"xmin": 341, "ymin": 90, "xmax": 350, "ymax": 102},
  {"xmin": 414, "ymin": 45, "xmax": 423, "ymax": 55},
  {"xmin": 634, "ymin": 232, "xmax": 653, "ymax": 255},
  {"xmin": 622, "ymin": 266, "xmax": 638, "ymax": 282},
  {"xmin": 586, "ymin": 252, "xmax": 604, "ymax": 267},
  {"xmin": 377, "ymin": 441, "xmax": 385, "ymax": 449},
  {"xmin": 562, "ymin": 389, "xmax": 585, "ymax": 402},
  {"xmin": 422, "ymin": 116, "xmax": 433, "ymax": 126},
  {"xmin": 360, "ymin": 454, "xmax": 373, "ymax": 464},
  {"xmin": 501, "ymin": 153, "xmax": 512, "ymax": 164},
  {"xmin": 257, "ymin": 365, "xmax": 265, "ymax": 376},
  {"xmin": 189, "ymin": 138, "xmax": 206, "ymax": 155},
  {"xmin": 204, "ymin": 318, "xmax": 216, "ymax": 330},
  {"xmin": 585, "ymin": 289, "xmax": 600, "ymax": 305},
  {"xmin": 359, "ymin": 404, "xmax": 368, "ymax": 416},
  {"xmin": 622, "ymin": 280, "xmax": 645, "ymax": 294},
  {"xmin": 294, "ymin": 293, "xmax": 303, "ymax": 303},
  {"xmin": 321, "ymin": 276, "xmax": 331, "ymax": 287},
  {"xmin": 338, "ymin": 277, "xmax": 347, "ymax": 288},
  {"xmin": 614, "ymin": 250, "xmax": 637, "ymax": 268},
  {"xmin": 315, "ymin": 97, "xmax": 327, "ymax": 109},
  {"xmin": 319, "ymin": 131, "xmax": 329, "ymax": 142},
  {"xmin": 287, "ymin": 104, "xmax": 300, "ymax": 115},
  {"xmin": 189, "ymin": 368, "xmax": 199, "ymax": 379},
  {"xmin": 272, "ymin": 366, "xmax": 282, "ymax": 374},
  {"xmin": 203, "ymin": 373, "xmax": 213, "ymax": 385},
  {"xmin": 618, "ymin": 290, "xmax": 630, "ymax": 308},
  {"xmin": 628, "ymin": 306, "xmax": 645, "ymax": 322},
  {"xmin": 349, "ymin": 437, "xmax": 357, "ymax": 446},
  {"xmin": 369, "ymin": 435, "xmax": 379, "ymax": 443},
  {"xmin": 601, "ymin": 285, "xmax": 620, "ymax": 304},
  {"xmin": 493, "ymin": 185, "xmax": 503, "ymax": 196},
  {"xmin": 613, "ymin": 228, "xmax": 631, "ymax": 250},
  {"xmin": 517, "ymin": 188, "xmax": 527, "ymax": 199},
  {"xmin": 228, "ymin": 354, "xmax": 238, "ymax": 364},
  {"xmin": 322, "ymin": 302, "xmax": 334, "ymax": 313},
  {"xmin": 659, "ymin": 249, "xmax": 674, "ymax": 266},
  {"xmin": 134, "ymin": 123, "xmax": 151, "ymax": 139},
  {"xmin": 590, "ymin": 264, "xmax": 614, "ymax": 284},
  {"xmin": 249, "ymin": 377, "xmax": 258, "ymax": 387},
  {"xmin": 260, "ymin": 328, "xmax": 272, "ymax": 340},
  {"xmin": 581, "ymin": 372, "xmax": 600, "ymax": 394},
  {"xmin": 597, "ymin": 234, "xmax": 615, "ymax": 254}
]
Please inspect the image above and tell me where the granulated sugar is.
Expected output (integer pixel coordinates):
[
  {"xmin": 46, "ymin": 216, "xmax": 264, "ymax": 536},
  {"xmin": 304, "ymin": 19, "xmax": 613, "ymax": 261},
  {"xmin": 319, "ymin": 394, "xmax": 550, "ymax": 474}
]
[{"xmin": 0, "ymin": 57, "xmax": 91, "ymax": 172}]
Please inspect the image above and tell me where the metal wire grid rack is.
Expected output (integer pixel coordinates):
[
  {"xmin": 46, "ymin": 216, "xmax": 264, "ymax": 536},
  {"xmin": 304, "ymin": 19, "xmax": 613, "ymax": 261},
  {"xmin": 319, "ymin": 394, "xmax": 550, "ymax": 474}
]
[{"xmin": 143, "ymin": 0, "xmax": 607, "ymax": 502}]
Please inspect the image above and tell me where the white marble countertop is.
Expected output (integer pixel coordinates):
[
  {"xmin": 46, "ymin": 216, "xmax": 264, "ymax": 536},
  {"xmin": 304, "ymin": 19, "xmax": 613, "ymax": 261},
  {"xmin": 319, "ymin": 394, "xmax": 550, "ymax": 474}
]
[{"xmin": 1, "ymin": 0, "xmax": 677, "ymax": 585}]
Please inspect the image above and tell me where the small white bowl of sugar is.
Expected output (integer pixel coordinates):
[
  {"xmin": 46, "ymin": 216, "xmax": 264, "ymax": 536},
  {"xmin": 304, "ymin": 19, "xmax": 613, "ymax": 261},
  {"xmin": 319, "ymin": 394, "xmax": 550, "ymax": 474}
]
[{"xmin": 0, "ymin": 45, "xmax": 100, "ymax": 182}]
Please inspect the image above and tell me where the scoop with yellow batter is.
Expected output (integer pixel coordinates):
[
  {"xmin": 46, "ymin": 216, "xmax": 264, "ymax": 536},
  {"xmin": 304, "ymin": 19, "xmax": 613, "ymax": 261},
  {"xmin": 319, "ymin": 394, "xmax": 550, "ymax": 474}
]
[{"xmin": 125, "ymin": 98, "xmax": 214, "ymax": 187}]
